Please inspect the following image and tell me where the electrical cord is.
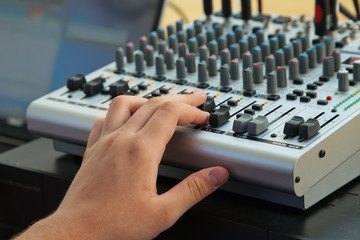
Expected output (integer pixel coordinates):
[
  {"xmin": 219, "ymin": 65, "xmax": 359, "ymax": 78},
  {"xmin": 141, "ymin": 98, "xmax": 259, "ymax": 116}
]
[
  {"xmin": 339, "ymin": 3, "xmax": 357, "ymax": 21},
  {"xmin": 353, "ymin": 0, "xmax": 360, "ymax": 20},
  {"xmin": 258, "ymin": 0, "xmax": 262, "ymax": 13},
  {"xmin": 167, "ymin": 0, "xmax": 190, "ymax": 24}
]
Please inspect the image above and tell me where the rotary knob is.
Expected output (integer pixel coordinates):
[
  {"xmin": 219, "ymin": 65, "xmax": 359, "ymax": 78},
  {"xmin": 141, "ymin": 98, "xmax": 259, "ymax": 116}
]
[
  {"xmin": 276, "ymin": 66, "xmax": 287, "ymax": 87},
  {"xmin": 323, "ymin": 56, "xmax": 335, "ymax": 78},
  {"xmin": 198, "ymin": 61, "xmax": 209, "ymax": 83},
  {"xmin": 353, "ymin": 60, "xmax": 360, "ymax": 82},
  {"xmin": 253, "ymin": 62, "xmax": 264, "ymax": 84},
  {"xmin": 267, "ymin": 71, "xmax": 277, "ymax": 93},
  {"xmin": 176, "ymin": 58, "xmax": 186, "ymax": 79},
  {"xmin": 220, "ymin": 64, "xmax": 230, "ymax": 86},
  {"xmin": 125, "ymin": 42, "xmax": 135, "ymax": 63},
  {"xmin": 242, "ymin": 51, "xmax": 253, "ymax": 70},
  {"xmin": 230, "ymin": 59, "xmax": 240, "ymax": 80},
  {"xmin": 115, "ymin": 47, "xmax": 125, "ymax": 72},
  {"xmin": 265, "ymin": 55, "xmax": 275, "ymax": 75},
  {"xmin": 338, "ymin": 69, "xmax": 349, "ymax": 91},
  {"xmin": 208, "ymin": 55, "xmax": 218, "ymax": 76}
]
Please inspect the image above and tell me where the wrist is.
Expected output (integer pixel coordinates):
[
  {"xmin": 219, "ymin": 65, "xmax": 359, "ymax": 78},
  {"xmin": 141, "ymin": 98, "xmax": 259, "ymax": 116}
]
[{"xmin": 15, "ymin": 210, "xmax": 100, "ymax": 240}]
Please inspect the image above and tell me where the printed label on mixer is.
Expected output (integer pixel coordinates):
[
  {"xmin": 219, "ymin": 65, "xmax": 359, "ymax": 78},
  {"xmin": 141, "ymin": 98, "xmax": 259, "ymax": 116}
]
[
  {"xmin": 232, "ymin": 133, "xmax": 304, "ymax": 150},
  {"xmin": 199, "ymin": 127, "xmax": 226, "ymax": 135},
  {"xmin": 197, "ymin": 125, "xmax": 304, "ymax": 149},
  {"xmin": 199, "ymin": 126, "xmax": 303, "ymax": 149}
]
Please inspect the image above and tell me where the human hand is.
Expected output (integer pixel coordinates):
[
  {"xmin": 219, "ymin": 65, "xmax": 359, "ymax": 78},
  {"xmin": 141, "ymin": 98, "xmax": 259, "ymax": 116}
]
[{"xmin": 16, "ymin": 93, "xmax": 229, "ymax": 240}]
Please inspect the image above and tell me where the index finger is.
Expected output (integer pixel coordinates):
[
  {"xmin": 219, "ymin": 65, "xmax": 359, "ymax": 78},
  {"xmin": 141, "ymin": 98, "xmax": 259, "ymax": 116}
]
[
  {"xmin": 123, "ymin": 92, "xmax": 208, "ymax": 133},
  {"xmin": 137, "ymin": 97, "xmax": 209, "ymax": 155}
]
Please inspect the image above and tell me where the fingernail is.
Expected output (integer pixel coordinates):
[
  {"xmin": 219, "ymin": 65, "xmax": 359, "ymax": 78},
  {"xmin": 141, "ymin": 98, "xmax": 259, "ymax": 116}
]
[
  {"xmin": 209, "ymin": 167, "xmax": 229, "ymax": 187},
  {"xmin": 195, "ymin": 91, "xmax": 205, "ymax": 95},
  {"xmin": 203, "ymin": 111, "xmax": 210, "ymax": 118}
]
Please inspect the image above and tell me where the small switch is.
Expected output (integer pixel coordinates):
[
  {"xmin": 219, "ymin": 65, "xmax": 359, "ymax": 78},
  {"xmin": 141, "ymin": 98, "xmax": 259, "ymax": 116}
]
[
  {"xmin": 130, "ymin": 87, "xmax": 140, "ymax": 95},
  {"xmin": 313, "ymin": 81, "xmax": 323, "ymax": 86},
  {"xmin": 300, "ymin": 96, "xmax": 311, "ymax": 102},
  {"xmin": 293, "ymin": 89, "xmax": 304, "ymax": 96},
  {"xmin": 252, "ymin": 104, "xmax": 263, "ymax": 111},
  {"xmin": 227, "ymin": 99, "xmax": 238, "ymax": 107},
  {"xmin": 335, "ymin": 41, "xmax": 345, "ymax": 48},
  {"xmin": 267, "ymin": 94, "xmax": 280, "ymax": 101},
  {"xmin": 293, "ymin": 79, "xmax": 304, "ymax": 85},
  {"xmin": 286, "ymin": 93, "xmax": 297, "ymax": 100},
  {"xmin": 151, "ymin": 91, "xmax": 161, "ymax": 97},
  {"xmin": 317, "ymin": 100, "xmax": 328, "ymax": 105},
  {"xmin": 138, "ymin": 84, "xmax": 148, "ymax": 90},
  {"xmin": 197, "ymin": 82, "xmax": 210, "ymax": 89},
  {"xmin": 159, "ymin": 87, "xmax": 169, "ymax": 94},
  {"xmin": 306, "ymin": 91, "xmax": 317, "ymax": 98},
  {"xmin": 307, "ymin": 83, "xmax": 317, "ymax": 90},
  {"xmin": 244, "ymin": 109, "xmax": 255, "ymax": 115},
  {"xmin": 123, "ymin": 91, "xmax": 134, "ymax": 96},
  {"xmin": 175, "ymin": 79, "xmax": 188, "ymax": 85},
  {"xmin": 319, "ymin": 76, "xmax": 329, "ymax": 82}
]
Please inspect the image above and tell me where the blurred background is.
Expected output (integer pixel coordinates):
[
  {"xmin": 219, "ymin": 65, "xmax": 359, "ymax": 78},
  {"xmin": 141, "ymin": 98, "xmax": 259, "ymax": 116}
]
[{"xmin": 162, "ymin": 0, "xmax": 356, "ymax": 27}]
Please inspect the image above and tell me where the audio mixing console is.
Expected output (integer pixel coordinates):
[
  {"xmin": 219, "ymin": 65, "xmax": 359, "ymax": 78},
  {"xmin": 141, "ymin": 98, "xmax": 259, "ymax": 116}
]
[{"xmin": 27, "ymin": 1, "xmax": 360, "ymax": 209}]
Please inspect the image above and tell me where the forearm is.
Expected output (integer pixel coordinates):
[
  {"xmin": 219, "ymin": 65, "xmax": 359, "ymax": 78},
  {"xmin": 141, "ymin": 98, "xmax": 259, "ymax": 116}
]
[{"xmin": 13, "ymin": 212, "xmax": 96, "ymax": 240}]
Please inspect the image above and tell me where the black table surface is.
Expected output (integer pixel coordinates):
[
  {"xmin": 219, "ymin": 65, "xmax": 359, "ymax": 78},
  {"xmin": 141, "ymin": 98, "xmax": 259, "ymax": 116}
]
[{"xmin": 0, "ymin": 138, "xmax": 359, "ymax": 240}]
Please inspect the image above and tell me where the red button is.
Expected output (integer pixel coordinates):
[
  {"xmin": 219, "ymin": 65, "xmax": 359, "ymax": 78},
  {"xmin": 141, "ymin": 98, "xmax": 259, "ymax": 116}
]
[{"xmin": 326, "ymin": 96, "xmax": 332, "ymax": 101}]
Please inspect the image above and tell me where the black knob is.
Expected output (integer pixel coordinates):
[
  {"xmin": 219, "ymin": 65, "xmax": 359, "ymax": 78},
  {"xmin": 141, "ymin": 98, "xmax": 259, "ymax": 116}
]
[
  {"xmin": 222, "ymin": 0, "xmax": 232, "ymax": 18},
  {"xmin": 199, "ymin": 96, "xmax": 216, "ymax": 112},
  {"xmin": 109, "ymin": 80, "xmax": 130, "ymax": 97},
  {"xmin": 241, "ymin": 0, "xmax": 252, "ymax": 20},
  {"xmin": 67, "ymin": 74, "xmax": 86, "ymax": 91},
  {"xmin": 330, "ymin": 0, "xmax": 338, "ymax": 31},
  {"xmin": 203, "ymin": 0, "xmax": 213, "ymax": 16},
  {"xmin": 83, "ymin": 77, "xmax": 104, "ymax": 96},
  {"xmin": 209, "ymin": 106, "xmax": 230, "ymax": 127}
]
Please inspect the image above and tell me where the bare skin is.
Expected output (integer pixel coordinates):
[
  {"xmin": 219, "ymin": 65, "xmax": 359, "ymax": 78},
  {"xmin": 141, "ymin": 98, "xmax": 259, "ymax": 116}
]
[{"xmin": 14, "ymin": 93, "xmax": 229, "ymax": 240}]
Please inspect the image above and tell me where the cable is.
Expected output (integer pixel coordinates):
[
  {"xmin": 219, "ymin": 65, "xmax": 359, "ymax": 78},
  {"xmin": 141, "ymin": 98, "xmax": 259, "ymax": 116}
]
[
  {"xmin": 339, "ymin": 3, "xmax": 357, "ymax": 21},
  {"xmin": 353, "ymin": 0, "xmax": 360, "ymax": 20},
  {"xmin": 167, "ymin": 1, "xmax": 190, "ymax": 23},
  {"xmin": 258, "ymin": 0, "xmax": 262, "ymax": 13}
]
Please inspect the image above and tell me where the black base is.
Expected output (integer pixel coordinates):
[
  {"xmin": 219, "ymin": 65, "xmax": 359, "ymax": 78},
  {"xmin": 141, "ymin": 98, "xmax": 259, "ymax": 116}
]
[{"xmin": 1, "ymin": 138, "xmax": 360, "ymax": 239}]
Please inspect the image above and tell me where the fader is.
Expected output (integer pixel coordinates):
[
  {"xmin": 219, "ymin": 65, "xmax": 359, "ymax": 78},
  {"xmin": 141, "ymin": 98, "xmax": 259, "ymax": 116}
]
[{"xmin": 27, "ymin": 2, "xmax": 360, "ymax": 209}]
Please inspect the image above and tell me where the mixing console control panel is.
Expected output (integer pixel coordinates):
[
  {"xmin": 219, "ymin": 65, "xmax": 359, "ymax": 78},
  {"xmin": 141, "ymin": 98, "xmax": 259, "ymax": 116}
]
[{"xmin": 27, "ymin": 6, "xmax": 360, "ymax": 209}]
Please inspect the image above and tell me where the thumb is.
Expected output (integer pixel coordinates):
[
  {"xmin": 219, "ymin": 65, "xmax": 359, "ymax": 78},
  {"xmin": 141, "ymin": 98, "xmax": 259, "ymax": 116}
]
[{"xmin": 159, "ymin": 166, "xmax": 229, "ymax": 224}]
